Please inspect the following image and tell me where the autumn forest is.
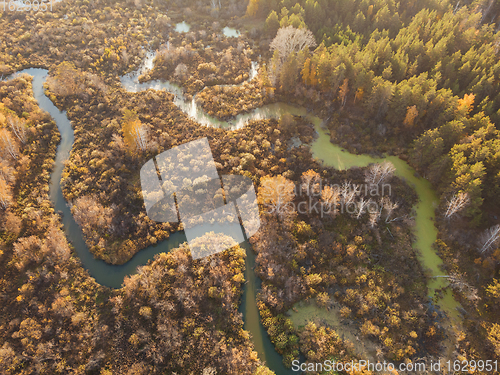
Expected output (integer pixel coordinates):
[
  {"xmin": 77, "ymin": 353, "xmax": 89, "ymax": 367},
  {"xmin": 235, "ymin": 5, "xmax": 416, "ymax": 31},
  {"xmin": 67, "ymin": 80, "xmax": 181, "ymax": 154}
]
[{"xmin": 0, "ymin": 0, "xmax": 500, "ymax": 374}]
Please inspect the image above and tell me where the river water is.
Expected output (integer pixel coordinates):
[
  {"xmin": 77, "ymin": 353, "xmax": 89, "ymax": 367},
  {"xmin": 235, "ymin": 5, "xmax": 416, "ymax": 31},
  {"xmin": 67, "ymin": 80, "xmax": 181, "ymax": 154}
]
[
  {"xmin": 173, "ymin": 21, "xmax": 240, "ymax": 38},
  {"xmin": 3, "ymin": 49, "xmax": 462, "ymax": 374}
]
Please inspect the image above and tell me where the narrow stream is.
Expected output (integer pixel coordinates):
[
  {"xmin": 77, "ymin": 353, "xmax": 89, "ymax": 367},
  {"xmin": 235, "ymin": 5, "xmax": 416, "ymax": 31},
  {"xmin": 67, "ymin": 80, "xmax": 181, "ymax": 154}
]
[{"xmin": 3, "ymin": 53, "xmax": 462, "ymax": 373}]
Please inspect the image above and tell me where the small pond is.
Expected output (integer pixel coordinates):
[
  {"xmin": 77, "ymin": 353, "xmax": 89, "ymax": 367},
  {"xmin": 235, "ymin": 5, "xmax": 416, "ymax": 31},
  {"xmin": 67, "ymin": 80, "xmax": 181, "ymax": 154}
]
[
  {"xmin": 175, "ymin": 21, "xmax": 190, "ymax": 33},
  {"xmin": 222, "ymin": 26, "xmax": 241, "ymax": 37}
]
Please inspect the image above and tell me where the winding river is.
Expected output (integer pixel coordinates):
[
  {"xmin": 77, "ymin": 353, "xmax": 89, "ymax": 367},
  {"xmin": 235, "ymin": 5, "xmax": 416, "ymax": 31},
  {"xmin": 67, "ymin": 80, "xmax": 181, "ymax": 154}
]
[{"xmin": 3, "ymin": 46, "xmax": 462, "ymax": 373}]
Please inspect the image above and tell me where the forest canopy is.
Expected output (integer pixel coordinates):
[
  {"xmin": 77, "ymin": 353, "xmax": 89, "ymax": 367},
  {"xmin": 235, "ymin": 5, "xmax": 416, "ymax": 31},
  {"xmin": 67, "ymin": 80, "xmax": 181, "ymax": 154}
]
[{"xmin": 1, "ymin": 0, "xmax": 500, "ymax": 373}]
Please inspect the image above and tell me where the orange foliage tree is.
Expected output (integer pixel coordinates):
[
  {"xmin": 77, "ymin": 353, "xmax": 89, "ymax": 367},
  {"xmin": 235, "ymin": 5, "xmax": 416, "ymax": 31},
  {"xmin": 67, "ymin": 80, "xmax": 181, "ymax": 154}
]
[
  {"xmin": 121, "ymin": 110, "xmax": 149, "ymax": 152},
  {"xmin": 258, "ymin": 175, "xmax": 295, "ymax": 221},
  {"xmin": 0, "ymin": 177, "xmax": 12, "ymax": 209},
  {"xmin": 457, "ymin": 93, "xmax": 475, "ymax": 115},
  {"xmin": 403, "ymin": 105, "xmax": 418, "ymax": 127}
]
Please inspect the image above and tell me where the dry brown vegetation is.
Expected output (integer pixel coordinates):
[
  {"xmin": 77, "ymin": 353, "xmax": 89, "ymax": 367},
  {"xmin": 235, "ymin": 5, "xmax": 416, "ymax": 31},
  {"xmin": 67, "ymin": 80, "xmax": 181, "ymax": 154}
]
[
  {"xmin": 251, "ymin": 168, "xmax": 439, "ymax": 366},
  {"xmin": 196, "ymin": 79, "xmax": 271, "ymax": 120},
  {"xmin": 148, "ymin": 32, "xmax": 254, "ymax": 94},
  {"xmin": 2, "ymin": 0, "xmax": 500, "ymax": 371},
  {"xmin": 0, "ymin": 74, "xmax": 264, "ymax": 375}
]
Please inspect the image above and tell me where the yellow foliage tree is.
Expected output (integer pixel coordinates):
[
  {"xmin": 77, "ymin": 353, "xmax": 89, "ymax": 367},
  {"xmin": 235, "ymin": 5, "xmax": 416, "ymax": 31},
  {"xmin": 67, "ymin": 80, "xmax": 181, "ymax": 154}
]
[
  {"xmin": 486, "ymin": 323, "xmax": 500, "ymax": 356},
  {"xmin": 403, "ymin": 105, "xmax": 418, "ymax": 127},
  {"xmin": 301, "ymin": 58, "xmax": 317, "ymax": 86},
  {"xmin": 486, "ymin": 278, "xmax": 500, "ymax": 300},
  {"xmin": 301, "ymin": 58, "xmax": 310, "ymax": 85},
  {"xmin": 246, "ymin": 0, "xmax": 259, "ymax": 17},
  {"xmin": 309, "ymin": 65, "xmax": 318, "ymax": 86},
  {"xmin": 457, "ymin": 93, "xmax": 475, "ymax": 114},
  {"xmin": 338, "ymin": 78, "xmax": 349, "ymax": 107}
]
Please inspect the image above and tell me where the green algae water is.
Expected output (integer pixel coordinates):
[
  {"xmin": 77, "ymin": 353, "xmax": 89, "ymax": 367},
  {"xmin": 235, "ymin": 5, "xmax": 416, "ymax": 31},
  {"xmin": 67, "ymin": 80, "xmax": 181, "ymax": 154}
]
[
  {"xmin": 239, "ymin": 242, "xmax": 294, "ymax": 374},
  {"xmin": 310, "ymin": 121, "xmax": 461, "ymax": 324}
]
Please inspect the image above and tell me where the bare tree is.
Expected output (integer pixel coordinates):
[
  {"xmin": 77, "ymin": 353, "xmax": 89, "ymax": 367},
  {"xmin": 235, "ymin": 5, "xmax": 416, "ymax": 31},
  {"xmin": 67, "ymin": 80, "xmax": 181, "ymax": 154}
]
[
  {"xmin": 13, "ymin": 235, "xmax": 43, "ymax": 269},
  {"xmin": 210, "ymin": 0, "xmax": 221, "ymax": 10},
  {"xmin": 0, "ymin": 160, "xmax": 14, "ymax": 183},
  {"xmin": 2, "ymin": 210, "xmax": 21, "ymax": 234},
  {"xmin": 269, "ymin": 26, "xmax": 317, "ymax": 84},
  {"xmin": 368, "ymin": 196, "xmax": 401, "ymax": 227},
  {"xmin": 111, "ymin": 133, "xmax": 125, "ymax": 150},
  {"xmin": 354, "ymin": 197, "xmax": 371, "ymax": 219},
  {"xmin": 71, "ymin": 196, "xmax": 115, "ymax": 246},
  {"xmin": 365, "ymin": 161, "xmax": 395, "ymax": 186},
  {"xmin": 451, "ymin": 274, "xmax": 480, "ymax": 302},
  {"xmin": 156, "ymin": 14, "xmax": 171, "ymax": 29},
  {"xmin": 0, "ymin": 129, "xmax": 18, "ymax": 160},
  {"xmin": 43, "ymin": 224, "xmax": 71, "ymax": 262},
  {"xmin": 380, "ymin": 196, "xmax": 400, "ymax": 223},
  {"xmin": 221, "ymin": 48, "xmax": 233, "ymax": 65},
  {"xmin": 83, "ymin": 72, "xmax": 108, "ymax": 93},
  {"xmin": 444, "ymin": 191, "xmax": 469, "ymax": 218},
  {"xmin": 340, "ymin": 181, "xmax": 358, "ymax": 205},
  {"xmin": 369, "ymin": 210, "xmax": 380, "ymax": 227},
  {"xmin": 0, "ymin": 177, "xmax": 12, "ymax": 209},
  {"xmin": 270, "ymin": 26, "xmax": 317, "ymax": 63},
  {"xmin": 7, "ymin": 115, "xmax": 27, "ymax": 144},
  {"xmin": 478, "ymin": 224, "xmax": 500, "ymax": 254},
  {"xmin": 202, "ymin": 367, "xmax": 217, "ymax": 375},
  {"xmin": 434, "ymin": 274, "xmax": 480, "ymax": 303}
]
